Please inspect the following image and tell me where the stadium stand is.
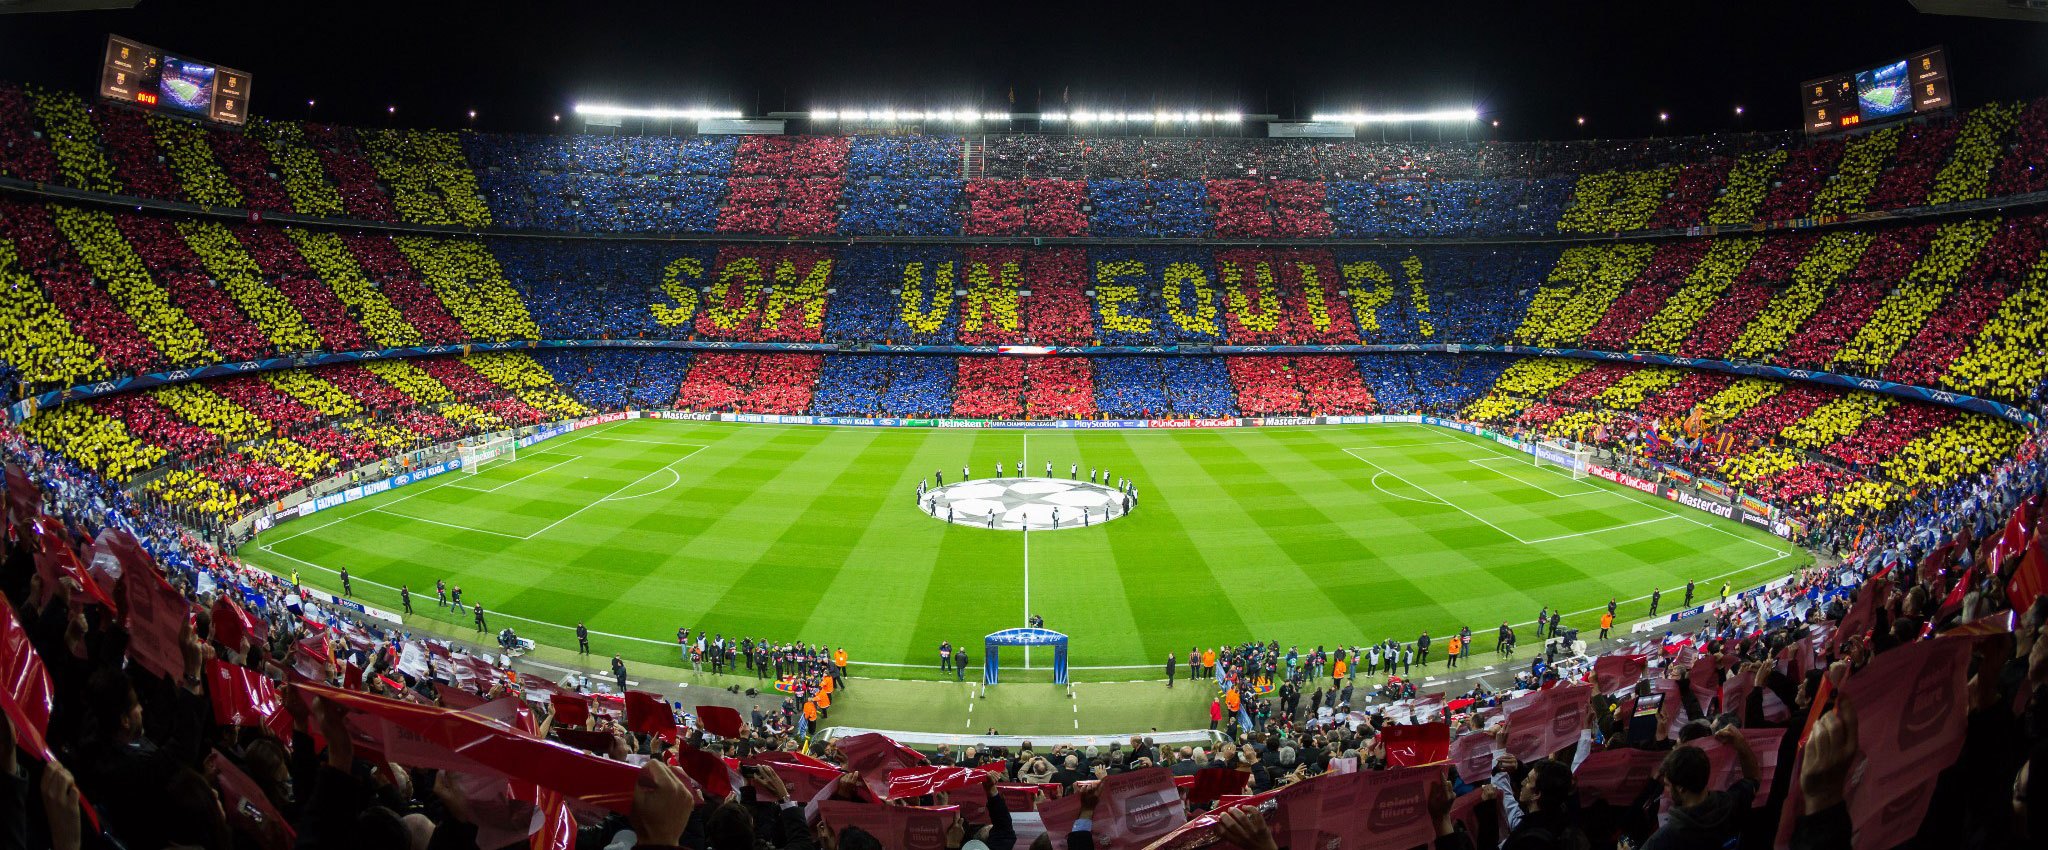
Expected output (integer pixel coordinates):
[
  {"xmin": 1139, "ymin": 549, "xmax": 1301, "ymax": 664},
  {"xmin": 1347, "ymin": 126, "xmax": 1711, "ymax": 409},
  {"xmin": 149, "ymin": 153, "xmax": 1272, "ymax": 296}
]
[{"xmin": 5, "ymin": 75, "xmax": 2048, "ymax": 850}]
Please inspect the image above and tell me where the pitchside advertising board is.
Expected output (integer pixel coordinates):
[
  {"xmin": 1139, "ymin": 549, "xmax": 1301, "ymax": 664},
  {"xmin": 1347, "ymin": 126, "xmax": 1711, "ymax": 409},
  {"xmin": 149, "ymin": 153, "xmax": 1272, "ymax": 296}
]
[
  {"xmin": 1631, "ymin": 574, "xmax": 1799, "ymax": 634},
  {"xmin": 292, "ymin": 586, "xmax": 404, "ymax": 626}
]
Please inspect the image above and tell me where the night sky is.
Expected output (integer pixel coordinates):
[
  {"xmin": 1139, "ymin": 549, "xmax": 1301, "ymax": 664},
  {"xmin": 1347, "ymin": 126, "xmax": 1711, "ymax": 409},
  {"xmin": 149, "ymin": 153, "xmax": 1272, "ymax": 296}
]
[{"xmin": 1, "ymin": 0, "xmax": 2045, "ymax": 139}]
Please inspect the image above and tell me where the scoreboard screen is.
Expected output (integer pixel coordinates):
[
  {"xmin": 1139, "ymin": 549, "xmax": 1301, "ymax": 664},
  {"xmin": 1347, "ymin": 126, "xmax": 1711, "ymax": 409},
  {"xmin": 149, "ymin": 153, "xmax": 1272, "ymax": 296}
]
[
  {"xmin": 99, "ymin": 35, "xmax": 250, "ymax": 126},
  {"xmin": 1800, "ymin": 46, "xmax": 1950, "ymax": 135}
]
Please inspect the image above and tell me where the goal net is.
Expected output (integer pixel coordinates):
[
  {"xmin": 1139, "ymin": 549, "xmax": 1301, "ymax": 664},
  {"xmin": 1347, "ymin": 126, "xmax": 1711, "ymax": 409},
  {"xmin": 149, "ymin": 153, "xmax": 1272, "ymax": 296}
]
[
  {"xmin": 460, "ymin": 436, "xmax": 518, "ymax": 474},
  {"xmin": 1532, "ymin": 440, "xmax": 1593, "ymax": 480}
]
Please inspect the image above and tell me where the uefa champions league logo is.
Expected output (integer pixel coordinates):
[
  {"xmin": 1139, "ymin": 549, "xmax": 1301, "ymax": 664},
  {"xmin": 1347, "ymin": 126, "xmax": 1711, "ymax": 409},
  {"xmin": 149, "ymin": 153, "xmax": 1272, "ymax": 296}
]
[{"xmin": 916, "ymin": 477, "xmax": 1133, "ymax": 531}]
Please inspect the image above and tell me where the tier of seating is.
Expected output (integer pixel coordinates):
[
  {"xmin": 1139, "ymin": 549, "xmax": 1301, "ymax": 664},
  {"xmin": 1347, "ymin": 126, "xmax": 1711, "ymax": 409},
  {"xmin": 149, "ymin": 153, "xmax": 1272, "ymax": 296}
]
[
  {"xmin": 6, "ymin": 82, "xmax": 2047, "ymax": 238},
  {"xmin": 8, "ymin": 203, "xmax": 2047, "ymax": 414},
  {"xmin": 1456, "ymin": 356, "xmax": 2029, "ymax": 523},
  {"xmin": 13, "ymin": 352, "xmax": 587, "ymax": 525}
]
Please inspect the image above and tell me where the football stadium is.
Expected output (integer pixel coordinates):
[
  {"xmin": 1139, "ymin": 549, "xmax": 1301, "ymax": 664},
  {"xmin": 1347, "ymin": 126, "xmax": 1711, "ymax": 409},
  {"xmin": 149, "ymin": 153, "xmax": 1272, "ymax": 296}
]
[{"xmin": 0, "ymin": 2, "xmax": 2045, "ymax": 848}]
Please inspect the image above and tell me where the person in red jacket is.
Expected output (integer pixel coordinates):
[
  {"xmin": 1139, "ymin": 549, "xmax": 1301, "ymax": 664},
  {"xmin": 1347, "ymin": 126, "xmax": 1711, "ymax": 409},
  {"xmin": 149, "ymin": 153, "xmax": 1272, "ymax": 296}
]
[{"xmin": 1209, "ymin": 697, "xmax": 1224, "ymax": 730}]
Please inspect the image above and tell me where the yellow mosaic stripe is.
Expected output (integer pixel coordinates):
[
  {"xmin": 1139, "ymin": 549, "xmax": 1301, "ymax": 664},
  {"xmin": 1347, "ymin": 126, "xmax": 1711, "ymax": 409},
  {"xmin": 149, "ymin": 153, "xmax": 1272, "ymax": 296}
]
[
  {"xmin": 51, "ymin": 205, "xmax": 216, "ymax": 364},
  {"xmin": 0, "ymin": 238, "xmax": 107, "ymax": 385},
  {"xmin": 178, "ymin": 220, "xmax": 323, "ymax": 350}
]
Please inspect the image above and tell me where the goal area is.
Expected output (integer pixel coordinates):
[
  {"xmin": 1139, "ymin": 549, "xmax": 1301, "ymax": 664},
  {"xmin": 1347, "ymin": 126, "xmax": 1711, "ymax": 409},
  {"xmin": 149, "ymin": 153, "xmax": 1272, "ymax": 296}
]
[
  {"xmin": 1532, "ymin": 440, "xmax": 1593, "ymax": 479},
  {"xmin": 459, "ymin": 435, "xmax": 518, "ymax": 474}
]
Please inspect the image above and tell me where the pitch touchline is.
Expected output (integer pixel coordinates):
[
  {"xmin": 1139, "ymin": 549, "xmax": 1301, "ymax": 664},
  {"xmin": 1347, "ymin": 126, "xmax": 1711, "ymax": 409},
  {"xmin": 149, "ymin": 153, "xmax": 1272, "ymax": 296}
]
[
  {"xmin": 258, "ymin": 531, "xmax": 1794, "ymax": 672},
  {"xmin": 1503, "ymin": 550, "xmax": 1794, "ymax": 631}
]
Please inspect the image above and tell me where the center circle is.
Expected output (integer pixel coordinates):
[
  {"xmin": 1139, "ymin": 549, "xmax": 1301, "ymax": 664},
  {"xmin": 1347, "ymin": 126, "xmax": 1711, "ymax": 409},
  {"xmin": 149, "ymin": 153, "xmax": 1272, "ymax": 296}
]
[{"xmin": 916, "ymin": 477, "xmax": 1134, "ymax": 531}]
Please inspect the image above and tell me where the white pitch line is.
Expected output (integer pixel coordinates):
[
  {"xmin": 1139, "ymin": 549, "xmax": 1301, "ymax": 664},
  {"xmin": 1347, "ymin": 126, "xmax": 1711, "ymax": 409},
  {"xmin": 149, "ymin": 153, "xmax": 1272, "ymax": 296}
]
[
  {"xmin": 1023, "ymin": 432, "xmax": 1031, "ymax": 670},
  {"xmin": 1503, "ymin": 550, "xmax": 1794, "ymax": 630},
  {"xmin": 254, "ymin": 418, "xmax": 1806, "ymax": 677},
  {"xmin": 1370, "ymin": 472, "xmax": 1448, "ymax": 506},
  {"xmin": 1466, "ymin": 457, "xmax": 1602, "ymax": 498},
  {"xmin": 1520, "ymin": 515, "xmax": 1681, "ymax": 544},
  {"xmin": 596, "ymin": 466, "xmax": 682, "ymax": 503},
  {"xmin": 1430, "ymin": 424, "xmax": 1789, "ymax": 558},
  {"xmin": 267, "ymin": 419, "xmax": 632, "ymax": 548},
  {"xmin": 1343, "ymin": 447, "xmax": 1675, "ymax": 545},
  {"xmin": 254, "ymin": 544, "xmax": 675, "ymax": 645},
  {"xmin": 369, "ymin": 506, "xmax": 530, "ymax": 539},
  {"xmin": 443, "ymin": 453, "xmax": 581, "ymax": 493},
  {"xmin": 361, "ymin": 441, "xmax": 703, "ymax": 541},
  {"xmin": 584, "ymin": 436, "xmax": 703, "ymax": 445},
  {"xmin": 520, "ymin": 445, "xmax": 707, "ymax": 539},
  {"xmin": 1023, "ymin": 527, "xmax": 1033, "ymax": 670}
]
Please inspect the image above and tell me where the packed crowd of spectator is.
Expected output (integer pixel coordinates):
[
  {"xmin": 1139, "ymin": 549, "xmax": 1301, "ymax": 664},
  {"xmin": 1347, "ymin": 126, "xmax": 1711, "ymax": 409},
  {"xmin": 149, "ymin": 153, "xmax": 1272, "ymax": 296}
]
[
  {"xmin": 9, "ymin": 191, "xmax": 2048, "ymax": 427},
  {"xmin": 1092, "ymin": 356, "xmax": 1237, "ymax": 418},
  {"xmin": 8, "ymin": 78, "xmax": 2048, "ymax": 240},
  {"xmin": 809, "ymin": 356, "xmax": 956, "ymax": 418},
  {"xmin": 674, "ymin": 353, "xmax": 823, "ymax": 415},
  {"xmin": 1458, "ymin": 353, "xmax": 2034, "ymax": 532},
  {"xmin": 4, "ymin": 328, "xmax": 2048, "ymax": 850}
]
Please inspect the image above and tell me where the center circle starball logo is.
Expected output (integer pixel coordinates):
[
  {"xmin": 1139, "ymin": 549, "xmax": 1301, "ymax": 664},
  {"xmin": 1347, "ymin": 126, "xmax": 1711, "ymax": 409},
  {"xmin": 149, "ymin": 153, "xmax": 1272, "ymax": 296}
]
[{"xmin": 915, "ymin": 477, "xmax": 1135, "ymax": 531}]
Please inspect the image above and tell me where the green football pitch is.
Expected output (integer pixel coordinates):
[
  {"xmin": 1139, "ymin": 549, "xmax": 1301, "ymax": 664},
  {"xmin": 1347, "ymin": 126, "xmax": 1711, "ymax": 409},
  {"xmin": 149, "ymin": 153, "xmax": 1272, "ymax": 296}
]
[{"xmin": 241, "ymin": 418, "xmax": 1808, "ymax": 683}]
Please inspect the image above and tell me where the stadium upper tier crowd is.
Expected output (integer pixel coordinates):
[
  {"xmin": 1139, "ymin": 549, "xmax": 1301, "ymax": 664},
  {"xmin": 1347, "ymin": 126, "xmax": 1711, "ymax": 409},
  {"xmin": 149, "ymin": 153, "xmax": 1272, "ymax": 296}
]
[
  {"xmin": 3, "ymin": 333, "xmax": 2048, "ymax": 850},
  {"xmin": 3, "ymin": 83, "xmax": 2048, "ymax": 237},
  {"xmin": 5, "ymin": 199, "xmax": 2048, "ymax": 414}
]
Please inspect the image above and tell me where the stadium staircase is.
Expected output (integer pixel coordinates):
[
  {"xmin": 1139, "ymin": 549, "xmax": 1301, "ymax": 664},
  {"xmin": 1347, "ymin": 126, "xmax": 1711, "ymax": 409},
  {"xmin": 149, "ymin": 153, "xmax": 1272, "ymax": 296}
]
[{"xmin": 961, "ymin": 136, "xmax": 986, "ymax": 180}]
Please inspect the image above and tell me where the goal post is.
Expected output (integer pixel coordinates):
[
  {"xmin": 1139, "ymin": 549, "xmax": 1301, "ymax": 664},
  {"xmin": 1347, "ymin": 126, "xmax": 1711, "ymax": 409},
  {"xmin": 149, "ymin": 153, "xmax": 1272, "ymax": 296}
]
[
  {"xmin": 459, "ymin": 435, "xmax": 518, "ymax": 474},
  {"xmin": 1532, "ymin": 440, "xmax": 1593, "ymax": 479}
]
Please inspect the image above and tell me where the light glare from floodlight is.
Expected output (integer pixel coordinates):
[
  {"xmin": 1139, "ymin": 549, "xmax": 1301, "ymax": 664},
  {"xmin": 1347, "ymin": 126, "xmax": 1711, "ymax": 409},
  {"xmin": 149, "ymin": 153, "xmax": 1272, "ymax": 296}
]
[
  {"xmin": 809, "ymin": 108, "xmax": 990, "ymax": 122},
  {"xmin": 997, "ymin": 109, "xmax": 1241, "ymax": 124},
  {"xmin": 572, "ymin": 103, "xmax": 746, "ymax": 121},
  {"xmin": 1308, "ymin": 108, "xmax": 1481, "ymax": 124}
]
